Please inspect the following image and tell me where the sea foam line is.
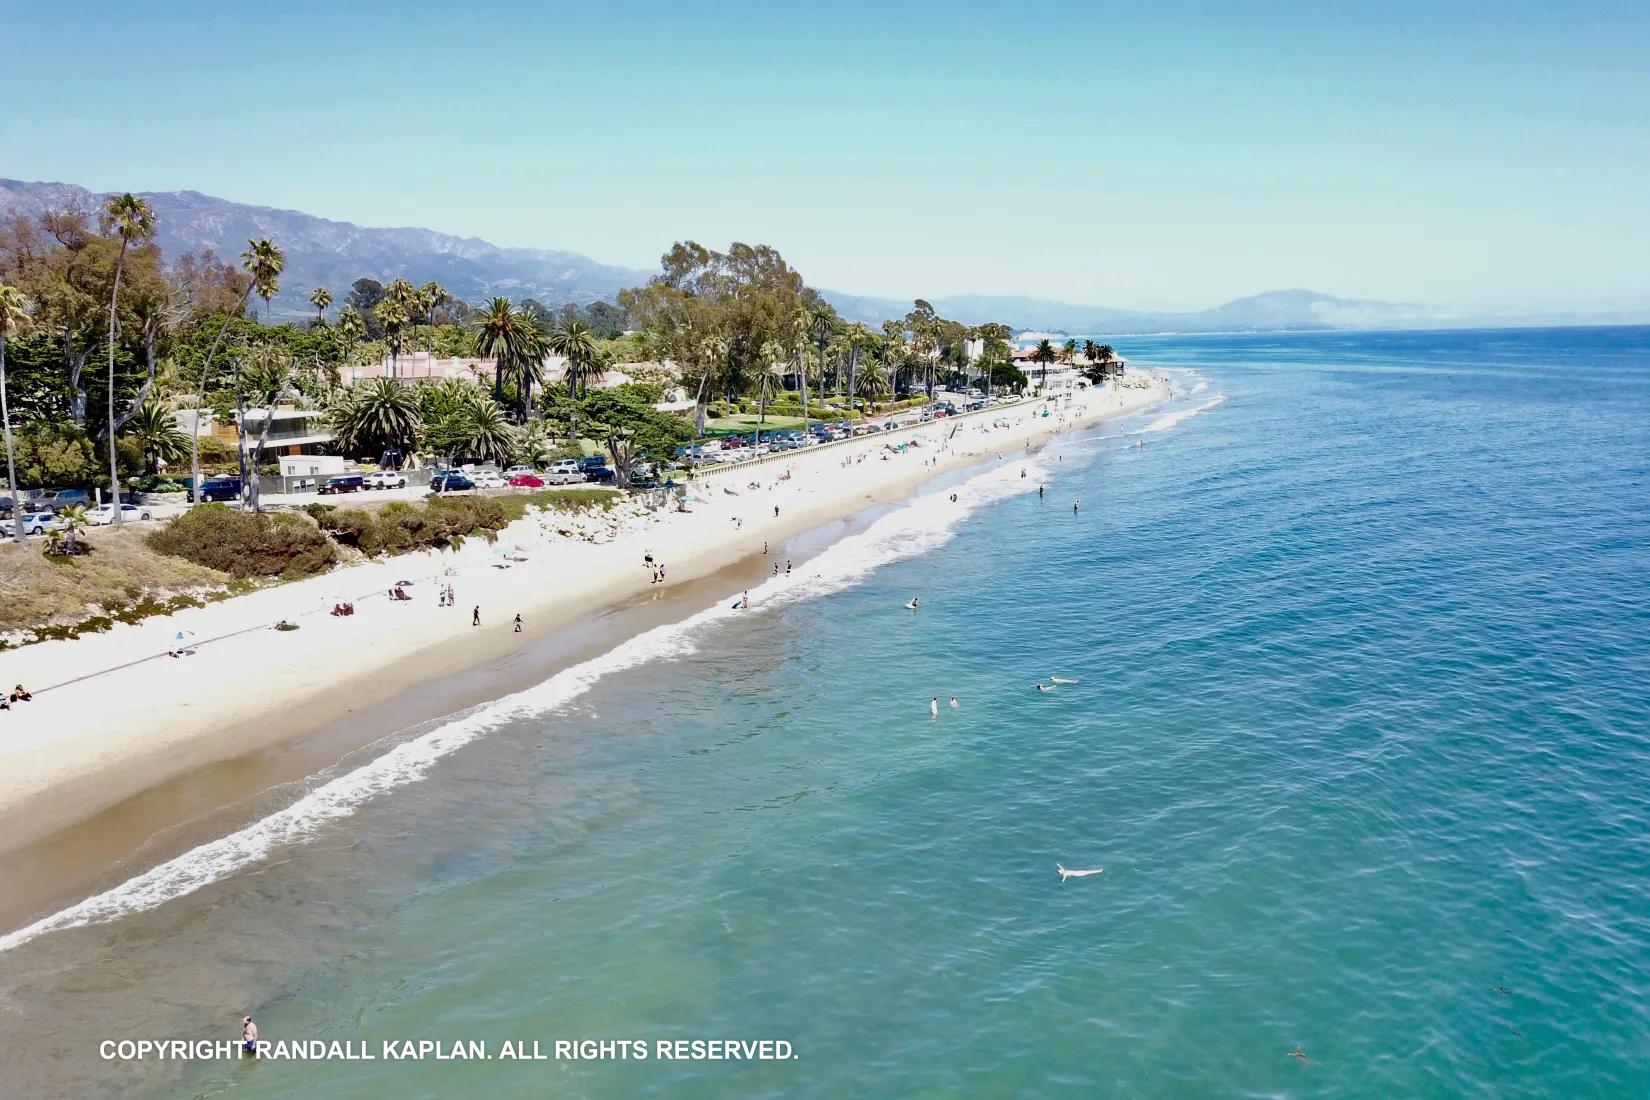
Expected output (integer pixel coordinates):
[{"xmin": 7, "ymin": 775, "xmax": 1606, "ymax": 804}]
[
  {"xmin": 1141, "ymin": 394, "xmax": 1226, "ymax": 434},
  {"xmin": 0, "ymin": 450, "xmax": 1050, "ymax": 954}
]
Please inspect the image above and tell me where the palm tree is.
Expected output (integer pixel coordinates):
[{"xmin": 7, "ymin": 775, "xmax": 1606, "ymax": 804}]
[
  {"xmin": 309, "ymin": 286, "xmax": 333, "ymax": 325},
  {"xmin": 1061, "ymin": 339, "xmax": 1077, "ymax": 369},
  {"xmin": 0, "ymin": 283, "xmax": 31, "ymax": 545},
  {"xmin": 328, "ymin": 377, "xmax": 424, "ymax": 458},
  {"xmin": 473, "ymin": 297, "xmax": 536, "ymax": 406},
  {"xmin": 1082, "ymin": 339, "xmax": 1099, "ymax": 368},
  {"xmin": 385, "ymin": 278, "xmax": 418, "ymax": 310},
  {"xmin": 336, "ymin": 304, "xmax": 366, "ymax": 368},
  {"xmin": 458, "ymin": 396, "xmax": 518, "ymax": 464},
  {"xmin": 189, "ymin": 238, "xmax": 284, "ymax": 503},
  {"xmin": 103, "ymin": 194, "xmax": 156, "ymax": 522},
  {"xmin": 123, "ymin": 398, "xmax": 190, "ymax": 475},
  {"xmin": 1096, "ymin": 344, "xmax": 1117, "ymax": 379},
  {"xmin": 855, "ymin": 360, "xmax": 891, "ymax": 410},
  {"xmin": 375, "ymin": 299, "xmax": 410, "ymax": 380},
  {"xmin": 844, "ymin": 322, "xmax": 870, "ymax": 408},
  {"xmin": 1031, "ymin": 339, "xmax": 1057, "ymax": 393},
  {"xmin": 548, "ymin": 321, "xmax": 600, "ymax": 397},
  {"xmin": 419, "ymin": 282, "xmax": 450, "ymax": 326}
]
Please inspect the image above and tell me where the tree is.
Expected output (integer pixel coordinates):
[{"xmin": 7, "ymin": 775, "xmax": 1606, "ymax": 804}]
[
  {"xmin": 1061, "ymin": 338, "xmax": 1077, "ymax": 369},
  {"xmin": 0, "ymin": 282, "xmax": 30, "ymax": 544},
  {"xmin": 472, "ymin": 297, "xmax": 537, "ymax": 408},
  {"xmin": 123, "ymin": 398, "xmax": 189, "ymax": 475},
  {"xmin": 103, "ymin": 194, "xmax": 156, "ymax": 521},
  {"xmin": 232, "ymin": 344, "xmax": 294, "ymax": 512},
  {"xmin": 328, "ymin": 377, "xmax": 423, "ymax": 460},
  {"xmin": 843, "ymin": 322, "xmax": 870, "ymax": 409},
  {"xmin": 375, "ymin": 298, "xmax": 409, "ymax": 379},
  {"xmin": 336, "ymin": 304, "xmax": 366, "ymax": 365},
  {"xmin": 345, "ymin": 277, "xmax": 385, "ymax": 320},
  {"xmin": 418, "ymin": 282, "xmax": 450, "ymax": 326},
  {"xmin": 989, "ymin": 362, "xmax": 1029, "ymax": 394},
  {"xmin": 309, "ymin": 286, "xmax": 333, "ymax": 326},
  {"xmin": 619, "ymin": 241, "xmax": 827, "ymax": 433},
  {"xmin": 549, "ymin": 320, "xmax": 601, "ymax": 397},
  {"xmin": 189, "ymin": 238, "xmax": 283, "ymax": 503},
  {"xmin": 855, "ymin": 360, "xmax": 891, "ymax": 409},
  {"xmin": 577, "ymin": 386, "xmax": 694, "ymax": 487},
  {"xmin": 456, "ymin": 396, "xmax": 517, "ymax": 464},
  {"xmin": 1031, "ymin": 339, "xmax": 1057, "ymax": 392}
]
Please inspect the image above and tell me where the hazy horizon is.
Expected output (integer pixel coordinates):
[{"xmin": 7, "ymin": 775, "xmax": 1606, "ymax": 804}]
[{"xmin": 3, "ymin": 1, "xmax": 1646, "ymax": 315}]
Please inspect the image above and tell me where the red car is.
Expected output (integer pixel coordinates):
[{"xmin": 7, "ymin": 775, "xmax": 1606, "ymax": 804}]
[{"xmin": 509, "ymin": 473, "xmax": 545, "ymax": 488}]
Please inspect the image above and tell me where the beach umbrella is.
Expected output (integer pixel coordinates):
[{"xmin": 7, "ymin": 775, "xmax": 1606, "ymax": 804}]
[
  {"xmin": 174, "ymin": 630, "xmax": 194, "ymax": 643},
  {"xmin": 396, "ymin": 579, "xmax": 414, "ymax": 587}
]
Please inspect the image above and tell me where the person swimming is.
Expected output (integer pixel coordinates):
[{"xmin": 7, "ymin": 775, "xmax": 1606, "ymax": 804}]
[
  {"xmin": 948, "ymin": 697, "xmax": 959, "ymax": 709},
  {"xmin": 1036, "ymin": 683, "xmax": 1052, "ymax": 692},
  {"xmin": 905, "ymin": 597, "xmax": 919, "ymax": 610},
  {"xmin": 930, "ymin": 697, "xmax": 939, "ymax": 719}
]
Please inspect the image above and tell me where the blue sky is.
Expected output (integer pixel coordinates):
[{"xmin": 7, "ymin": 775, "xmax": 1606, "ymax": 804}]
[{"xmin": 3, "ymin": 0, "xmax": 1647, "ymax": 313}]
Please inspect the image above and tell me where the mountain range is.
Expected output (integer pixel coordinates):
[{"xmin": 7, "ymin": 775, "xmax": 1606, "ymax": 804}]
[{"xmin": 0, "ymin": 177, "xmax": 1612, "ymax": 335}]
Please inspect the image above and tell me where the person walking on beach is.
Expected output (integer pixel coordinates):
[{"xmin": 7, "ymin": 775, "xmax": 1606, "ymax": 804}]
[
  {"xmin": 785, "ymin": 560, "xmax": 792, "ymax": 575},
  {"xmin": 472, "ymin": 606, "xmax": 481, "ymax": 627},
  {"xmin": 241, "ymin": 1016, "xmax": 259, "ymax": 1055},
  {"xmin": 514, "ymin": 613, "xmax": 522, "ymax": 633},
  {"xmin": 774, "ymin": 505, "xmax": 780, "ymax": 518},
  {"xmin": 774, "ymin": 562, "xmax": 780, "ymax": 575}
]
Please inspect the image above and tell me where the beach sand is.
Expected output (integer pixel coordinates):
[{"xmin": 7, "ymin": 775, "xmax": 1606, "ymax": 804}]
[{"xmin": 0, "ymin": 380, "xmax": 1168, "ymax": 879}]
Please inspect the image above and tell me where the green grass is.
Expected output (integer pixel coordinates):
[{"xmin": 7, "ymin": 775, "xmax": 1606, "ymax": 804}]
[{"xmin": 705, "ymin": 413, "xmax": 809, "ymax": 434}]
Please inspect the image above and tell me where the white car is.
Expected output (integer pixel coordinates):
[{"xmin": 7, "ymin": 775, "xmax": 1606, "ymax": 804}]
[
  {"xmin": 86, "ymin": 503, "xmax": 154, "ymax": 525},
  {"xmin": 364, "ymin": 471, "xmax": 406, "ymax": 490},
  {"xmin": 2, "ymin": 511, "xmax": 62, "ymax": 536},
  {"xmin": 471, "ymin": 471, "xmax": 508, "ymax": 489},
  {"xmin": 504, "ymin": 465, "xmax": 537, "ymax": 479},
  {"xmin": 542, "ymin": 459, "xmax": 584, "ymax": 485}
]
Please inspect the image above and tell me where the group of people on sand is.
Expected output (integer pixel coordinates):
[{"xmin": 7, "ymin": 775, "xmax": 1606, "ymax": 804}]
[
  {"xmin": 329, "ymin": 602, "xmax": 356, "ymax": 616},
  {"xmin": 644, "ymin": 551, "xmax": 668, "ymax": 585},
  {"xmin": 0, "ymin": 684, "xmax": 33, "ymax": 711}
]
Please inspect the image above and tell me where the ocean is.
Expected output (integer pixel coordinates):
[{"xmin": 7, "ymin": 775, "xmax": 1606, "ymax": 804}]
[{"xmin": 2, "ymin": 326, "xmax": 1648, "ymax": 1098}]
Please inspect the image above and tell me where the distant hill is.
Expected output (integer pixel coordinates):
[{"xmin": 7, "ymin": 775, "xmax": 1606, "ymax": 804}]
[
  {"xmin": 0, "ymin": 179, "xmax": 649, "ymax": 318},
  {"xmin": 821, "ymin": 288, "xmax": 1450, "ymax": 334},
  {"xmin": 4, "ymin": 177, "xmax": 1488, "ymax": 333}
]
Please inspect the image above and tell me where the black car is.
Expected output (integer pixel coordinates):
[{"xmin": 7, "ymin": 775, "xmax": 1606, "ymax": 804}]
[
  {"xmin": 583, "ymin": 466, "xmax": 616, "ymax": 484},
  {"xmin": 198, "ymin": 477, "xmax": 241, "ymax": 503},
  {"xmin": 429, "ymin": 472, "xmax": 474, "ymax": 493},
  {"xmin": 318, "ymin": 474, "xmax": 366, "ymax": 495}
]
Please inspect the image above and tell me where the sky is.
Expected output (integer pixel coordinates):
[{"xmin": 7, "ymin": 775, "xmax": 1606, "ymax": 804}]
[{"xmin": 2, "ymin": 0, "xmax": 1647, "ymax": 314}]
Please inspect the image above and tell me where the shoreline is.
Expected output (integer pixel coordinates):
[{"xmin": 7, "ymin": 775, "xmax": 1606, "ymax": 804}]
[{"xmin": 0, "ymin": 379, "xmax": 1169, "ymax": 931}]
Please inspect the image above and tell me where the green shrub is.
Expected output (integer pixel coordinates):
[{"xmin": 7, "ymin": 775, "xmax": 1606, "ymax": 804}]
[{"xmin": 149, "ymin": 505, "xmax": 337, "ymax": 579}]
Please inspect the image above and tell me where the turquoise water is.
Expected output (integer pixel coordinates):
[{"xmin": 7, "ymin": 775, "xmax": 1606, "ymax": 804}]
[{"xmin": 4, "ymin": 327, "xmax": 1650, "ymax": 1097}]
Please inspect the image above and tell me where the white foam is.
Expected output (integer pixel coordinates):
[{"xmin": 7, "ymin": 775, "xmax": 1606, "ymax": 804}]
[
  {"xmin": 1140, "ymin": 394, "xmax": 1226, "ymax": 434},
  {"xmin": 0, "ymin": 452, "xmax": 1051, "ymax": 954}
]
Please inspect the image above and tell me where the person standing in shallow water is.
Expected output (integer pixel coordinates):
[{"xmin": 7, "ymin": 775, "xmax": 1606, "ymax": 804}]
[{"xmin": 241, "ymin": 1015, "xmax": 259, "ymax": 1054}]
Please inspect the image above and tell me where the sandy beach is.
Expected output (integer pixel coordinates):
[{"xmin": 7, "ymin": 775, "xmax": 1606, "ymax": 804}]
[{"xmin": 0, "ymin": 379, "xmax": 1168, "ymax": 868}]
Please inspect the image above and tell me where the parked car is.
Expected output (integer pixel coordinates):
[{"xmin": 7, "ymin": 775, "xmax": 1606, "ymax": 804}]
[
  {"xmin": 504, "ymin": 465, "xmax": 537, "ymax": 479},
  {"xmin": 39, "ymin": 488, "xmax": 95, "ymax": 513},
  {"xmin": 508, "ymin": 473, "xmax": 545, "ymax": 488},
  {"xmin": 318, "ymin": 475, "xmax": 366, "ymax": 495},
  {"xmin": 429, "ymin": 472, "xmax": 474, "ymax": 492},
  {"xmin": 543, "ymin": 459, "xmax": 584, "ymax": 485},
  {"xmin": 86, "ymin": 503, "xmax": 154, "ymax": 525},
  {"xmin": 583, "ymin": 466, "xmax": 616, "ymax": 484},
  {"xmin": 579, "ymin": 455, "xmax": 610, "ymax": 471},
  {"xmin": 197, "ymin": 476, "xmax": 242, "ymax": 502},
  {"xmin": 472, "ymin": 471, "xmax": 508, "ymax": 489},
  {"xmin": 364, "ymin": 471, "xmax": 406, "ymax": 490},
  {"xmin": 1, "ymin": 511, "xmax": 62, "ymax": 536}
]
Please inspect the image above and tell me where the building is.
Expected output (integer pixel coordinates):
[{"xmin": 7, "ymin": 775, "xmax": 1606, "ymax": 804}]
[
  {"xmin": 342, "ymin": 353, "xmax": 496, "ymax": 385},
  {"xmin": 175, "ymin": 406, "xmax": 336, "ymax": 457}
]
